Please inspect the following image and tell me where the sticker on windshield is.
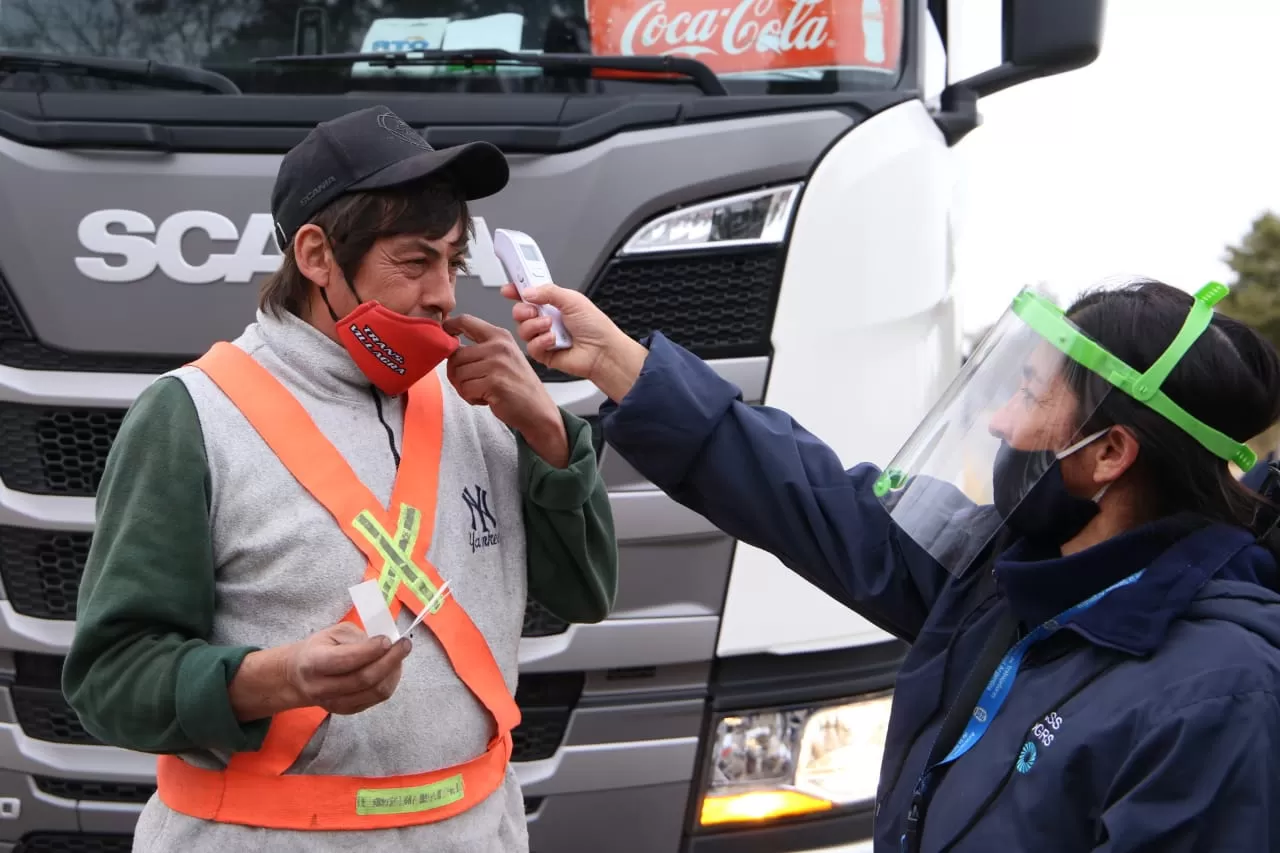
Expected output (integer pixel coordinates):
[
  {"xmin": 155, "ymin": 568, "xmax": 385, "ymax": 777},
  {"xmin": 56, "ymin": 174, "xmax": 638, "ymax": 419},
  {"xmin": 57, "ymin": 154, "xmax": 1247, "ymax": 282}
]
[
  {"xmin": 352, "ymin": 15, "xmax": 527, "ymax": 77},
  {"xmin": 443, "ymin": 14, "xmax": 526, "ymax": 52},
  {"xmin": 354, "ymin": 17, "xmax": 449, "ymax": 76},
  {"xmin": 588, "ymin": 0, "xmax": 901, "ymax": 78}
]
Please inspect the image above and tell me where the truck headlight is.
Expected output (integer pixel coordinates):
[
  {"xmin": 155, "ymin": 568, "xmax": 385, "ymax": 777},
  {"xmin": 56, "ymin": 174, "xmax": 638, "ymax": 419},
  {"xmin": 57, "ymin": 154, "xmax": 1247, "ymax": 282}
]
[
  {"xmin": 620, "ymin": 183, "xmax": 802, "ymax": 255},
  {"xmin": 697, "ymin": 691, "xmax": 893, "ymax": 829}
]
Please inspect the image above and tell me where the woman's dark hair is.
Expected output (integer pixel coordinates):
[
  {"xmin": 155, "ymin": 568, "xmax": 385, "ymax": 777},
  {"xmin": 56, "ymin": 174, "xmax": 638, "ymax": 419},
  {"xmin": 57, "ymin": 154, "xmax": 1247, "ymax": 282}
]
[
  {"xmin": 259, "ymin": 176, "xmax": 469, "ymax": 317},
  {"xmin": 1063, "ymin": 278, "xmax": 1280, "ymax": 540}
]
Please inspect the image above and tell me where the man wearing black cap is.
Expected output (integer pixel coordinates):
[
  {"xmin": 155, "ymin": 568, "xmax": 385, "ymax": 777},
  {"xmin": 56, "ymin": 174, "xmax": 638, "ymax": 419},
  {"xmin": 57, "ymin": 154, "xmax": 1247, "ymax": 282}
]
[{"xmin": 63, "ymin": 106, "xmax": 619, "ymax": 852}]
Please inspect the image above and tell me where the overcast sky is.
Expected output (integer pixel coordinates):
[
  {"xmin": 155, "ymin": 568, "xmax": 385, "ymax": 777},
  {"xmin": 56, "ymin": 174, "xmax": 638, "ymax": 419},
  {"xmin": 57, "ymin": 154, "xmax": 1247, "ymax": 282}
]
[{"xmin": 950, "ymin": 0, "xmax": 1280, "ymax": 332}]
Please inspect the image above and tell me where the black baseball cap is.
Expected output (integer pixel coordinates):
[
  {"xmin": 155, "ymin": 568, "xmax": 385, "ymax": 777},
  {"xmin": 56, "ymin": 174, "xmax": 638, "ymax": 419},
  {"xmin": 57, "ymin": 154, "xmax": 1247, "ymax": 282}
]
[{"xmin": 271, "ymin": 105, "xmax": 509, "ymax": 251}]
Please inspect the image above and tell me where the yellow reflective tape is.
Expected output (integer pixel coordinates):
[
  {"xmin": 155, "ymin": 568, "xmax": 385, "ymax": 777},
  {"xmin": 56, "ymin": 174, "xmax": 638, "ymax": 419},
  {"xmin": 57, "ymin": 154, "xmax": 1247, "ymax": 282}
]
[
  {"xmin": 355, "ymin": 775, "xmax": 465, "ymax": 816},
  {"xmin": 397, "ymin": 504, "xmax": 420, "ymax": 556},
  {"xmin": 378, "ymin": 568, "xmax": 397, "ymax": 601},
  {"xmin": 379, "ymin": 507, "xmax": 415, "ymax": 599},
  {"xmin": 354, "ymin": 512, "xmax": 402, "ymax": 599},
  {"xmin": 359, "ymin": 523, "xmax": 435, "ymax": 606},
  {"xmin": 355, "ymin": 512, "xmax": 434, "ymax": 600},
  {"xmin": 352, "ymin": 507, "xmax": 446, "ymax": 615}
]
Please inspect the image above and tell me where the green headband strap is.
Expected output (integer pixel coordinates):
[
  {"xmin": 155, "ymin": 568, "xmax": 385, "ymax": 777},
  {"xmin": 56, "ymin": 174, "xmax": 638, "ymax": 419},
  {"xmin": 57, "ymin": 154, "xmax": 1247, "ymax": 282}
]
[{"xmin": 1011, "ymin": 282, "xmax": 1257, "ymax": 471}]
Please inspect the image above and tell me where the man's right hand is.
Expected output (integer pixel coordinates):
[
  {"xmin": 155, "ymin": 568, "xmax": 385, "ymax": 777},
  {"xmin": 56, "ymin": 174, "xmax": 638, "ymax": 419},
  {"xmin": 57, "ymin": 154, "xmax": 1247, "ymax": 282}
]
[
  {"xmin": 230, "ymin": 624, "xmax": 411, "ymax": 722},
  {"xmin": 285, "ymin": 623, "xmax": 411, "ymax": 715}
]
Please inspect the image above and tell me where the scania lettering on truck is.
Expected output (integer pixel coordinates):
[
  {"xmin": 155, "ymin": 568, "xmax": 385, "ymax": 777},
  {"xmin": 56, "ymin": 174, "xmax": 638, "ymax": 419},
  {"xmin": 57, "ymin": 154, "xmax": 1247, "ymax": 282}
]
[{"xmin": 0, "ymin": 1, "xmax": 1103, "ymax": 851}]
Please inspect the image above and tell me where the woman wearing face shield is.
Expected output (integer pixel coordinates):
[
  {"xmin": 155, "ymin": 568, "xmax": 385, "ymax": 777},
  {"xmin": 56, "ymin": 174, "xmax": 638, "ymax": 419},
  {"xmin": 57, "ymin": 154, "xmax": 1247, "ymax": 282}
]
[{"xmin": 499, "ymin": 277, "xmax": 1280, "ymax": 852}]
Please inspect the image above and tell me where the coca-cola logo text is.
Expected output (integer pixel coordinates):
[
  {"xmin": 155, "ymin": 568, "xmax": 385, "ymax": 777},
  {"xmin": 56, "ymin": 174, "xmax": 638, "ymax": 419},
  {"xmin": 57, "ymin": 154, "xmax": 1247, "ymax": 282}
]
[
  {"xmin": 591, "ymin": 0, "xmax": 899, "ymax": 76},
  {"xmin": 619, "ymin": 0, "xmax": 829, "ymax": 58}
]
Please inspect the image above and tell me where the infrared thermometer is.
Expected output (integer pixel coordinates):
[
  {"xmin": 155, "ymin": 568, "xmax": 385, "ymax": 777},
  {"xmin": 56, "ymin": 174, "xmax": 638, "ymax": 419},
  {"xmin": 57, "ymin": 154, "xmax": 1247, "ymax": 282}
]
[{"xmin": 493, "ymin": 228, "xmax": 572, "ymax": 351}]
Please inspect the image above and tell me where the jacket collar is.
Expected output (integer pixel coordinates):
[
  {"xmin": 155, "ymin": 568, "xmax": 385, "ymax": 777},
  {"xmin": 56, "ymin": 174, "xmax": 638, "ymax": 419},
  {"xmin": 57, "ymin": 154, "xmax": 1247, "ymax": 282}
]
[
  {"xmin": 994, "ymin": 514, "xmax": 1272, "ymax": 656},
  {"xmin": 252, "ymin": 308, "xmax": 375, "ymax": 401}
]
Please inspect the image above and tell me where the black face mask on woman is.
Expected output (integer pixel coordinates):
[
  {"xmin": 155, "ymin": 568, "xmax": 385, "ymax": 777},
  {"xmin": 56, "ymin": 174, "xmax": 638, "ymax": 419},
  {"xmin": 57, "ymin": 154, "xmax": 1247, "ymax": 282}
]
[{"xmin": 992, "ymin": 429, "xmax": 1110, "ymax": 545}]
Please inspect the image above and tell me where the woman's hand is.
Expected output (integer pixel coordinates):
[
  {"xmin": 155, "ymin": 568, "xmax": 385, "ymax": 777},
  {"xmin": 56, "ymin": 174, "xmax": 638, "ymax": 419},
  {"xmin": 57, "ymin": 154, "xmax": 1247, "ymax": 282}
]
[{"xmin": 504, "ymin": 283, "xmax": 648, "ymax": 402}]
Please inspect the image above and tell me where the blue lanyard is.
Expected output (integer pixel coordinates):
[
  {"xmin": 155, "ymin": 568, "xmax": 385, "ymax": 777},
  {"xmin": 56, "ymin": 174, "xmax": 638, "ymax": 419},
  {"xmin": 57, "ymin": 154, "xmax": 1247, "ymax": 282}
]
[
  {"xmin": 933, "ymin": 568, "xmax": 1143, "ymax": 770},
  {"xmin": 901, "ymin": 569, "xmax": 1144, "ymax": 852}
]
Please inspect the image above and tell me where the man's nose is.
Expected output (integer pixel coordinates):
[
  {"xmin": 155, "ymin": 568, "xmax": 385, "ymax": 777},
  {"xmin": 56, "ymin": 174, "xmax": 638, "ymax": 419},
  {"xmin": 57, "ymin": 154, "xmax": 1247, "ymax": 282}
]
[{"xmin": 425, "ymin": 269, "xmax": 457, "ymax": 316}]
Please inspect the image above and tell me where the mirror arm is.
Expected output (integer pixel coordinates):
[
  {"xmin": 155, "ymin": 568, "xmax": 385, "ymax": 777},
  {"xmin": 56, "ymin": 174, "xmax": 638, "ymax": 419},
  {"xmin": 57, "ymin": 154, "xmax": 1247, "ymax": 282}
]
[
  {"xmin": 933, "ymin": 54, "xmax": 1094, "ymax": 146},
  {"xmin": 932, "ymin": 81, "xmax": 981, "ymax": 146},
  {"xmin": 953, "ymin": 61, "xmax": 1047, "ymax": 98}
]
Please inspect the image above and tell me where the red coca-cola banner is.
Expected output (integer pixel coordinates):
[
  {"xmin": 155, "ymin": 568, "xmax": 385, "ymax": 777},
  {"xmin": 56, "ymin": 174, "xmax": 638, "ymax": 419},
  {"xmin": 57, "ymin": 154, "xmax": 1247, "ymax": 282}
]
[{"xmin": 588, "ymin": 0, "xmax": 901, "ymax": 77}]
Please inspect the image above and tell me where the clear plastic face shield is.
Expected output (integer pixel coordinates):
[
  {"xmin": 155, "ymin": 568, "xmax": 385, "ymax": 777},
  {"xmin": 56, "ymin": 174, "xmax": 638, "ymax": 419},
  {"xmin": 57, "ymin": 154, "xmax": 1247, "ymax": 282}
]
[{"xmin": 873, "ymin": 283, "xmax": 1258, "ymax": 578}]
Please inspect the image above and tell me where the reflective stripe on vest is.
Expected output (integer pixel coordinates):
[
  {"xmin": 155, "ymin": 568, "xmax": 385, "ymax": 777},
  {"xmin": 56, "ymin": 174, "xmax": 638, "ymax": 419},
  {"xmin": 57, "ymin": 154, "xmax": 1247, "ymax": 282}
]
[{"xmin": 155, "ymin": 341, "xmax": 521, "ymax": 831}]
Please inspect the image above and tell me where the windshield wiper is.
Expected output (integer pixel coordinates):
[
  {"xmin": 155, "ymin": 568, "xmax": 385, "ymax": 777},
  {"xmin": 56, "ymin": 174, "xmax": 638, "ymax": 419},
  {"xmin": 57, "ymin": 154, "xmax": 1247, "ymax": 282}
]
[
  {"xmin": 252, "ymin": 49, "xmax": 727, "ymax": 97},
  {"xmin": 0, "ymin": 51, "xmax": 239, "ymax": 95}
]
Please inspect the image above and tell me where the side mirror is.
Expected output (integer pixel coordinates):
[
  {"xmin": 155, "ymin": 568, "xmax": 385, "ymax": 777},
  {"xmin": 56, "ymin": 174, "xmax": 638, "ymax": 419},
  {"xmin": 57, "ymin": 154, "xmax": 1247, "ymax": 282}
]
[{"xmin": 957, "ymin": 0, "xmax": 1106, "ymax": 98}]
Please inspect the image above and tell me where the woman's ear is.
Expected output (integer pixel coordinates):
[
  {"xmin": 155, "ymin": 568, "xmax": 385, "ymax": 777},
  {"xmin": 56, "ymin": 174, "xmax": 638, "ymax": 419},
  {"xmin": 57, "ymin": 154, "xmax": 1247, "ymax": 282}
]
[
  {"xmin": 1091, "ymin": 425, "xmax": 1141, "ymax": 487},
  {"xmin": 293, "ymin": 224, "xmax": 334, "ymax": 289}
]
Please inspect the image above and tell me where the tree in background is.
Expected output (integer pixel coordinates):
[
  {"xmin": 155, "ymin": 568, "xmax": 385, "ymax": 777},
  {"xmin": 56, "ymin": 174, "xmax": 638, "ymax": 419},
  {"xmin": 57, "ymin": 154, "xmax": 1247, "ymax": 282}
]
[
  {"xmin": 1218, "ymin": 211, "xmax": 1280, "ymax": 463},
  {"xmin": 1218, "ymin": 211, "xmax": 1280, "ymax": 352}
]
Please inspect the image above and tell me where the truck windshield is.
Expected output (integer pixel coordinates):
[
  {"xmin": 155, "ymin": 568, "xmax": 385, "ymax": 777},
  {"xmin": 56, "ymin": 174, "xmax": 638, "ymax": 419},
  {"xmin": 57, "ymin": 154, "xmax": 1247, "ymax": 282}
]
[{"xmin": 0, "ymin": 0, "xmax": 904, "ymax": 96}]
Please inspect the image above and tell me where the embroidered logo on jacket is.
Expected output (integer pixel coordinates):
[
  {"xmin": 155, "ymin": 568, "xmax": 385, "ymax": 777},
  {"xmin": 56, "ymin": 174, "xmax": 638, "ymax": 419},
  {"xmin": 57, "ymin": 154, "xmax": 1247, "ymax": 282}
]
[
  {"xmin": 1016, "ymin": 711, "xmax": 1063, "ymax": 775},
  {"xmin": 462, "ymin": 484, "xmax": 500, "ymax": 552},
  {"xmin": 1016, "ymin": 741, "xmax": 1038, "ymax": 774}
]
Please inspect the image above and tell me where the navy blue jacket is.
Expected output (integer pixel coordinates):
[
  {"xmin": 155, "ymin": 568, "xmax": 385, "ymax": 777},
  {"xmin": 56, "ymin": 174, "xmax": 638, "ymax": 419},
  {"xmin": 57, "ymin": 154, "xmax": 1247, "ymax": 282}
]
[{"xmin": 599, "ymin": 332, "xmax": 1280, "ymax": 852}]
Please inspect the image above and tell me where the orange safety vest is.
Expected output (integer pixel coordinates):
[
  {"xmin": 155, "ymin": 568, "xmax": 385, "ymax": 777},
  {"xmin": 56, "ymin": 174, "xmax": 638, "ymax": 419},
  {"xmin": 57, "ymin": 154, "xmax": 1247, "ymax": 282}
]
[{"xmin": 155, "ymin": 342, "xmax": 521, "ymax": 831}]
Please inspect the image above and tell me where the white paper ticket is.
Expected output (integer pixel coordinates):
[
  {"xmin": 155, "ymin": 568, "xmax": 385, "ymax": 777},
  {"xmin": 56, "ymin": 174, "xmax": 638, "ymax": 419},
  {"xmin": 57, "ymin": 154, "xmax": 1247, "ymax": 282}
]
[{"xmin": 348, "ymin": 579, "xmax": 452, "ymax": 643}]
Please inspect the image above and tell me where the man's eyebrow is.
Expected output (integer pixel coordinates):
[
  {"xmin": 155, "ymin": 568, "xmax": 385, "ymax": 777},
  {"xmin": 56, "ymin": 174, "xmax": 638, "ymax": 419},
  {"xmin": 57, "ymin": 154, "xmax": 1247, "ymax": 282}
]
[{"xmin": 395, "ymin": 236, "xmax": 469, "ymax": 255}]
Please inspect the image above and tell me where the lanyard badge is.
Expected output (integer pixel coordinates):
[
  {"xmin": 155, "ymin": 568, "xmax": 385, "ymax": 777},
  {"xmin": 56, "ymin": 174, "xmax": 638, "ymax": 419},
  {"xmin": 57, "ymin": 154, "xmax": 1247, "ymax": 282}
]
[{"xmin": 900, "ymin": 569, "xmax": 1143, "ymax": 853}]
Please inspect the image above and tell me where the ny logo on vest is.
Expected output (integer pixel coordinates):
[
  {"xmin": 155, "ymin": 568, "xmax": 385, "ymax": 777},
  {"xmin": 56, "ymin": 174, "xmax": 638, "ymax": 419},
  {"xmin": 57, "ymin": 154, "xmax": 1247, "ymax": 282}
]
[{"xmin": 462, "ymin": 485, "xmax": 500, "ymax": 553}]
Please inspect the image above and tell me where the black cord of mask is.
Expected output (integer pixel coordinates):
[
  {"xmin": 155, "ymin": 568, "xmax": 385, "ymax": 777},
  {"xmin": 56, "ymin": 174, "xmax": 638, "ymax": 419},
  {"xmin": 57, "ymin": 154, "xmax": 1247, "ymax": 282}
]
[
  {"xmin": 320, "ymin": 288, "xmax": 340, "ymax": 323},
  {"xmin": 318, "ymin": 254, "xmax": 363, "ymax": 324},
  {"xmin": 370, "ymin": 389, "xmax": 402, "ymax": 470}
]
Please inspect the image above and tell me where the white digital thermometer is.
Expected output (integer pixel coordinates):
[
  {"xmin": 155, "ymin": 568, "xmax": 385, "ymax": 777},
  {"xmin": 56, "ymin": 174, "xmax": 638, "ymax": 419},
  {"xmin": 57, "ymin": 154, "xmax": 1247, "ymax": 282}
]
[{"xmin": 493, "ymin": 228, "xmax": 572, "ymax": 351}]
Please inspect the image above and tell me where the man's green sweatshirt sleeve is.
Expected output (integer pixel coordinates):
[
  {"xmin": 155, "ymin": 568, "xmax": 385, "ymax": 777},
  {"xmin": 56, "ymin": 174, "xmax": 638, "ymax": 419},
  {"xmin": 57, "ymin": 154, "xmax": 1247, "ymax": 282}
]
[
  {"xmin": 62, "ymin": 377, "xmax": 270, "ymax": 755},
  {"xmin": 516, "ymin": 409, "xmax": 619, "ymax": 624},
  {"xmin": 64, "ymin": 380, "xmax": 618, "ymax": 756}
]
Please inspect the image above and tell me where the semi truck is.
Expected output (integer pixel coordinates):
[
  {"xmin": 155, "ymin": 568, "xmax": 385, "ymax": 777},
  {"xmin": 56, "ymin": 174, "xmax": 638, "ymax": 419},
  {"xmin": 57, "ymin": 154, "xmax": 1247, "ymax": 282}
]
[{"xmin": 0, "ymin": 1, "xmax": 1104, "ymax": 850}]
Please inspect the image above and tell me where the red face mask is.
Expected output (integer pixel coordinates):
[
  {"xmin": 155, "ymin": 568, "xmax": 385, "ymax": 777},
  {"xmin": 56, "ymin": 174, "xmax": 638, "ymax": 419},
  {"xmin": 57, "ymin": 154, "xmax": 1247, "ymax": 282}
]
[{"xmin": 335, "ymin": 301, "xmax": 459, "ymax": 396}]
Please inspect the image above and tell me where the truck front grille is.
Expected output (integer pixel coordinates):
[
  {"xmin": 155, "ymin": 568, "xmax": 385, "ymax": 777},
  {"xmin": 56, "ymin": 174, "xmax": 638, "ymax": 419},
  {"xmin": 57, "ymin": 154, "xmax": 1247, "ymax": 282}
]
[
  {"xmin": 33, "ymin": 776, "xmax": 156, "ymax": 803},
  {"xmin": 11, "ymin": 652, "xmax": 93, "ymax": 745},
  {"xmin": 12, "ymin": 687, "xmax": 91, "ymax": 745},
  {"xmin": 0, "ymin": 404, "xmax": 120, "ymax": 497},
  {"xmin": 0, "ymin": 279, "xmax": 189, "ymax": 375},
  {"xmin": 521, "ymin": 600, "xmax": 571, "ymax": 638},
  {"xmin": 0, "ymin": 527, "xmax": 87, "ymax": 620},
  {"xmin": 14, "ymin": 834, "xmax": 134, "ymax": 853},
  {"xmin": 586, "ymin": 247, "xmax": 780, "ymax": 360},
  {"xmin": 11, "ymin": 653, "xmax": 581, "ymax": 763},
  {"xmin": 0, "ymin": 248, "xmax": 781, "ymax": 379}
]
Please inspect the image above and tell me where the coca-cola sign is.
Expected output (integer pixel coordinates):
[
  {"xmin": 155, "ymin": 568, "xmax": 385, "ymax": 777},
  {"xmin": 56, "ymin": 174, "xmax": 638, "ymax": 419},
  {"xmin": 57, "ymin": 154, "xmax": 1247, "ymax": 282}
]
[{"xmin": 588, "ymin": 0, "xmax": 901, "ymax": 76}]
